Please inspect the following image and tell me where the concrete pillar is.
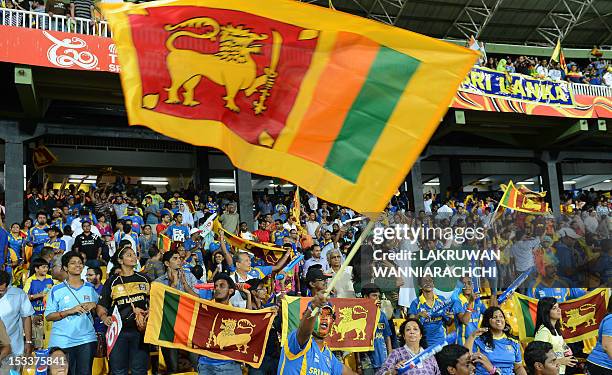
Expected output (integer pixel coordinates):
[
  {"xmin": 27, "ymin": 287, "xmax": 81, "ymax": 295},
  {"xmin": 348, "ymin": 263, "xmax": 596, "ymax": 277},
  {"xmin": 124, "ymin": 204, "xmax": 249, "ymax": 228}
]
[
  {"xmin": 406, "ymin": 159, "xmax": 424, "ymax": 213},
  {"xmin": 195, "ymin": 148, "xmax": 210, "ymax": 191},
  {"xmin": 4, "ymin": 138, "xmax": 25, "ymax": 226},
  {"xmin": 438, "ymin": 157, "xmax": 462, "ymax": 200},
  {"xmin": 235, "ymin": 169, "xmax": 254, "ymax": 229},
  {"xmin": 540, "ymin": 152, "xmax": 562, "ymax": 217}
]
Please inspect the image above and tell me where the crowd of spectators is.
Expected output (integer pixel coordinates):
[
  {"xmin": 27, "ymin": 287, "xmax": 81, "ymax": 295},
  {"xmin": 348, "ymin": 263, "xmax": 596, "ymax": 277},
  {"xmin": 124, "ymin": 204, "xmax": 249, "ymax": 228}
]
[
  {"xmin": 479, "ymin": 55, "xmax": 612, "ymax": 87},
  {"xmin": 0, "ymin": 174, "xmax": 610, "ymax": 374}
]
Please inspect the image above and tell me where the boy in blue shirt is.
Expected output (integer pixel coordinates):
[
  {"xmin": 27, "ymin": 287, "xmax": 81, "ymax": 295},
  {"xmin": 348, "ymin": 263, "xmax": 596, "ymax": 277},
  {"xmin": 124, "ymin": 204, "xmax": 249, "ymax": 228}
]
[
  {"xmin": 409, "ymin": 276, "xmax": 452, "ymax": 346},
  {"xmin": 357, "ymin": 283, "xmax": 392, "ymax": 375},
  {"xmin": 24, "ymin": 257, "xmax": 55, "ymax": 348}
]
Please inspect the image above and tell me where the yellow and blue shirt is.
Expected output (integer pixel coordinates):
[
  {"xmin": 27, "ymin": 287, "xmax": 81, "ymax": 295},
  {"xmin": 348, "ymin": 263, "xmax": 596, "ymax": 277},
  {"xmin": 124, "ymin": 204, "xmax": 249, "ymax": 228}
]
[
  {"xmin": 23, "ymin": 274, "xmax": 55, "ymax": 315},
  {"xmin": 44, "ymin": 238, "xmax": 66, "ymax": 253},
  {"xmin": 409, "ymin": 294, "xmax": 450, "ymax": 346},
  {"xmin": 452, "ymin": 293, "xmax": 486, "ymax": 345},
  {"xmin": 526, "ymin": 276, "xmax": 586, "ymax": 302},
  {"xmin": 278, "ymin": 331, "xmax": 343, "ymax": 375},
  {"xmin": 7, "ymin": 232, "xmax": 24, "ymax": 259},
  {"xmin": 473, "ymin": 334, "xmax": 522, "ymax": 375}
]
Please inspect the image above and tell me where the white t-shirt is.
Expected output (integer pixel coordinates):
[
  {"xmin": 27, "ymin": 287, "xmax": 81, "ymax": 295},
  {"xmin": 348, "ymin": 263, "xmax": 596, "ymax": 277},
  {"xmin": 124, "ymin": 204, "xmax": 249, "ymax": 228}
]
[{"xmin": 424, "ymin": 199, "xmax": 433, "ymax": 214}]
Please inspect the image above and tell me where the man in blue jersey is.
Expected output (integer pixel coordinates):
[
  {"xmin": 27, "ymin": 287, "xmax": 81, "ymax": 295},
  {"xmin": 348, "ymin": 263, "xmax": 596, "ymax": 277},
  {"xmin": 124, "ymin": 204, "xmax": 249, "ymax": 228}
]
[
  {"xmin": 278, "ymin": 289, "xmax": 355, "ymax": 375},
  {"xmin": 357, "ymin": 283, "xmax": 392, "ymax": 375},
  {"xmin": 527, "ymin": 256, "xmax": 585, "ymax": 302},
  {"xmin": 28, "ymin": 212, "xmax": 50, "ymax": 257},
  {"xmin": 197, "ymin": 273, "xmax": 241, "ymax": 375},
  {"xmin": 452, "ymin": 277, "xmax": 489, "ymax": 345},
  {"xmin": 409, "ymin": 276, "xmax": 453, "ymax": 346},
  {"xmin": 167, "ymin": 213, "xmax": 190, "ymax": 242},
  {"xmin": 124, "ymin": 206, "xmax": 145, "ymax": 234}
]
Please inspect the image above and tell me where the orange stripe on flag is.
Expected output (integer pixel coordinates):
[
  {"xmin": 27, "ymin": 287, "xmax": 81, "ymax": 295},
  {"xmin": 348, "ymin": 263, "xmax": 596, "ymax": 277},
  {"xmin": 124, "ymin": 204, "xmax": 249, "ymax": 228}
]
[
  {"xmin": 288, "ymin": 32, "xmax": 379, "ymax": 165},
  {"xmin": 174, "ymin": 296, "xmax": 195, "ymax": 345}
]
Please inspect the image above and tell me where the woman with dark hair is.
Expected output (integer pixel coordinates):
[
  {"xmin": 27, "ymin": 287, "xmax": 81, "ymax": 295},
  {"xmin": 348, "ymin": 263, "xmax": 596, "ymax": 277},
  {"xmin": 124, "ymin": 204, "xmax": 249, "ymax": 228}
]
[
  {"xmin": 376, "ymin": 318, "xmax": 440, "ymax": 375},
  {"xmin": 586, "ymin": 298, "xmax": 612, "ymax": 375},
  {"xmin": 534, "ymin": 297, "xmax": 576, "ymax": 374},
  {"xmin": 466, "ymin": 306, "xmax": 527, "ymax": 375},
  {"xmin": 44, "ymin": 252, "xmax": 98, "ymax": 375},
  {"xmin": 96, "ymin": 244, "xmax": 150, "ymax": 375}
]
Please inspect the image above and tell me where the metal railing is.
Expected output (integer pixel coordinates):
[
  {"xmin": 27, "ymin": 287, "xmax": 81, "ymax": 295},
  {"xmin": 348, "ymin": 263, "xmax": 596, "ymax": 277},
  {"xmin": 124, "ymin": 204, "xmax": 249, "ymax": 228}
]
[
  {"xmin": 570, "ymin": 82, "xmax": 612, "ymax": 97},
  {"xmin": 0, "ymin": 7, "xmax": 110, "ymax": 37}
]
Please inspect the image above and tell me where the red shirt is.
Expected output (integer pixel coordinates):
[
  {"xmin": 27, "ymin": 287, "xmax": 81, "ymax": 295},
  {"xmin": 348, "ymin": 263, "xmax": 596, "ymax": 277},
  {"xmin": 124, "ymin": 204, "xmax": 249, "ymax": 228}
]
[
  {"xmin": 156, "ymin": 223, "xmax": 169, "ymax": 235},
  {"xmin": 253, "ymin": 229, "xmax": 270, "ymax": 243}
]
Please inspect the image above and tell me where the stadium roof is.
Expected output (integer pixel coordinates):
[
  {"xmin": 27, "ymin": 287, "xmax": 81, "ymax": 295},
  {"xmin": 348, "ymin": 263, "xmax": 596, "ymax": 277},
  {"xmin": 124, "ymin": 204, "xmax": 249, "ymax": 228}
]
[{"xmin": 304, "ymin": 0, "xmax": 612, "ymax": 48}]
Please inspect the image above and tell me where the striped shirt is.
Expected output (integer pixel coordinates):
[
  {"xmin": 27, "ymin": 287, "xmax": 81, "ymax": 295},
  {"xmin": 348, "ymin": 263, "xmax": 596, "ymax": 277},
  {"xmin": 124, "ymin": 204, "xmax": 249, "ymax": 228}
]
[{"xmin": 70, "ymin": 0, "xmax": 92, "ymax": 19}]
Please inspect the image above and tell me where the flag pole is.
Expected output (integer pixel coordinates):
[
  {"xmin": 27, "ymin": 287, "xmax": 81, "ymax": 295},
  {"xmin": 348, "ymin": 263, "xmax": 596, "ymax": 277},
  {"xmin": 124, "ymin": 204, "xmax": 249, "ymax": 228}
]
[{"xmin": 311, "ymin": 217, "xmax": 376, "ymax": 315}]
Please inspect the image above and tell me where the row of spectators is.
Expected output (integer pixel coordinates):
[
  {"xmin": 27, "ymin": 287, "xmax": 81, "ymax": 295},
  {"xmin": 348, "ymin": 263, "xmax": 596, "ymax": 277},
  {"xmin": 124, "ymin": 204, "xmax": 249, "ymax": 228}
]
[{"xmin": 480, "ymin": 55, "xmax": 612, "ymax": 87}]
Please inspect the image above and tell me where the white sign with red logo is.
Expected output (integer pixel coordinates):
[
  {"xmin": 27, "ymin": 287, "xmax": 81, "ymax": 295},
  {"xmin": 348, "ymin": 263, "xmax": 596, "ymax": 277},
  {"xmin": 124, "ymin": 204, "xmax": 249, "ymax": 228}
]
[{"xmin": 106, "ymin": 306, "xmax": 123, "ymax": 358}]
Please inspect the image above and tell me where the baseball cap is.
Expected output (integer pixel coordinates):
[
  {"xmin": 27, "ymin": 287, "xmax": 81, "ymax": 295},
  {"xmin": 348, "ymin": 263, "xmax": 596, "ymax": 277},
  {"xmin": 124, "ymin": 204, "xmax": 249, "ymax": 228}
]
[
  {"xmin": 127, "ymin": 206, "xmax": 136, "ymax": 210},
  {"xmin": 45, "ymin": 225, "xmax": 63, "ymax": 236},
  {"xmin": 306, "ymin": 267, "xmax": 332, "ymax": 285},
  {"xmin": 541, "ymin": 235, "xmax": 553, "ymax": 244},
  {"xmin": 189, "ymin": 228, "xmax": 202, "ymax": 236},
  {"xmin": 558, "ymin": 228, "xmax": 581, "ymax": 239}
]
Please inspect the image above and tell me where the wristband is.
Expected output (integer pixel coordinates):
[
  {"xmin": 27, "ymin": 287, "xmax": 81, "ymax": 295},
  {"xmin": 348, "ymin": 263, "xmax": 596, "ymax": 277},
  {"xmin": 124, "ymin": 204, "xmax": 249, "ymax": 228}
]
[
  {"xmin": 466, "ymin": 308, "xmax": 474, "ymax": 313},
  {"xmin": 59, "ymin": 311, "xmax": 63, "ymax": 319},
  {"xmin": 488, "ymin": 367, "xmax": 497, "ymax": 375}
]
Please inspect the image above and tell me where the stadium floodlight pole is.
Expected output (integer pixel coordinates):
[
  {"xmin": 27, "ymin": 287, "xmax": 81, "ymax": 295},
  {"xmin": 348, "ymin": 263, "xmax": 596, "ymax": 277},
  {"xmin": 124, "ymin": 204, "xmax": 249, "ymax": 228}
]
[{"xmin": 311, "ymin": 217, "xmax": 377, "ymax": 316}]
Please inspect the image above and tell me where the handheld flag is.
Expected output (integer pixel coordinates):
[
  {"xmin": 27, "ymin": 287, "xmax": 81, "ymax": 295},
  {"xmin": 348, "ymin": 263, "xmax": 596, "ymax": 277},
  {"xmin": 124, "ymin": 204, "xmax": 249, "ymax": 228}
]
[
  {"xmin": 213, "ymin": 219, "xmax": 287, "ymax": 264},
  {"xmin": 513, "ymin": 288, "xmax": 609, "ymax": 344},
  {"xmin": 497, "ymin": 267, "xmax": 534, "ymax": 305},
  {"xmin": 281, "ymin": 296, "xmax": 379, "ymax": 351},
  {"xmin": 398, "ymin": 332, "xmax": 457, "ymax": 373},
  {"xmin": 145, "ymin": 283, "xmax": 276, "ymax": 368},
  {"xmin": 551, "ymin": 39, "xmax": 568, "ymax": 74},
  {"xmin": 102, "ymin": 0, "xmax": 478, "ymax": 213},
  {"xmin": 499, "ymin": 181, "xmax": 549, "ymax": 214}
]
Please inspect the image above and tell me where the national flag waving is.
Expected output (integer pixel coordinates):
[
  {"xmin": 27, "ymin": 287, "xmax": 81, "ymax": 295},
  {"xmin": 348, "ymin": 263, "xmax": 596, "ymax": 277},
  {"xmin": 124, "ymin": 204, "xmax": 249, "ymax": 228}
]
[
  {"xmin": 499, "ymin": 181, "xmax": 549, "ymax": 214},
  {"xmin": 145, "ymin": 283, "xmax": 277, "ymax": 367},
  {"xmin": 213, "ymin": 219, "xmax": 287, "ymax": 264},
  {"xmin": 551, "ymin": 39, "xmax": 568, "ymax": 74},
  {"xmin": 157, "ymin": 233, "xmax": 172, "ymax": 252},
  {"xmin": 102, "ymin": 0, "xmax": 478, "ymax": 214},
  {"xmin": 32, "ymin": 145, "xmax": 58, "ymax": 170},
  {"xmin": 281, "ymin": 296, "xmax": 379, "ymax": 352},
  {"xmin": 513, "ymin": 289, "xmax": 610, "ymax": 344}
]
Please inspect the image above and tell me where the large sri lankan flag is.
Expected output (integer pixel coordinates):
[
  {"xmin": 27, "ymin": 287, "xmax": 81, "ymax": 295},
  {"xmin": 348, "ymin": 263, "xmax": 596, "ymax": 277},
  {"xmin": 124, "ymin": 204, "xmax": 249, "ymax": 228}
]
[
  {"xmin": 499, "ymin": 181, "xmax": 549, "ymax": 214},
  {"xmin": 513, "ymin": 288, "xmax": 609, "ymax": 344},
  {"xmin": 145, "ymin": 283, "xmax": 276, "ymax": 368},
  {"xmin": 102, "ymin": 0, "xmax": 478, "ymax": 213},
  {"xmin": 281, "ymin": 296, "xmax": 380, "ymax": 352}
]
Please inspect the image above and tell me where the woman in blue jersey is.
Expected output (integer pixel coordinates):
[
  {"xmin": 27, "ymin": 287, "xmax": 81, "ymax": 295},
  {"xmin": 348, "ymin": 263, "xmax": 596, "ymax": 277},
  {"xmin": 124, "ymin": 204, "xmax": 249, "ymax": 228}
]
[
  {"xmin": 8, "ymin": 223, "xmax": 25, "ymax": 259},
  {"xmin": 409, "ymin": 276, "xmax": 453, "ymax": 347},
  {"xmin": 465, "ymin": 307, "xmax": 527, "ymax": 375},
  {"xmin": 586, "ymin": 299, "xmax": 612, "ymax": 375},
  {"xmin": 533, "ymin": 297, "xmax": 577, "ymax": 375}
]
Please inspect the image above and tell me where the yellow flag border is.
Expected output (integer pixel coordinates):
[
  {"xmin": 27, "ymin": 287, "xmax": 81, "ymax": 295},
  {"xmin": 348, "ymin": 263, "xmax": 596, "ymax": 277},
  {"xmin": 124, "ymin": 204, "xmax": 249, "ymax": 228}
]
[
  {"xmin": 144, "ymin": 283, "xmax": 277, "ymax": 367},
  {"xmin": 102, "ymin": 0, "xmax": 478, "ymax": 213}
]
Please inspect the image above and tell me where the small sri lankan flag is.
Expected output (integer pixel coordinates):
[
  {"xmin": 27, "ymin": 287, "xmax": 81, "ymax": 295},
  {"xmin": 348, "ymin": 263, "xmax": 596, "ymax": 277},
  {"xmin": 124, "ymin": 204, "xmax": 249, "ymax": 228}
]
[
  {"xmin": 499, "ymin": 181, "xmax": 549, "ymax": 214},
  {"xmin": 102, "ymin": 0, "xmax": 478, "ymax": 213}
]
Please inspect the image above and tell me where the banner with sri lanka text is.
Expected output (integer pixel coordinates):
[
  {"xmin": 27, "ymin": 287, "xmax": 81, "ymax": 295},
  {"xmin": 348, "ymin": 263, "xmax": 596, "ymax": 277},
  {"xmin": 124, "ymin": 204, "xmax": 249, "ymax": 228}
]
[
  {"xmin": 459, "ymin": 66, "xmax": 574, "ymax": 106},
  {"xmin": 144, "ymin": 283, "xmax": 276, "ymax": 368},
  {"xmin": 513, "ymin": 288, "xmax": 610, "ymax": 344},
  {"xmin": 281, "ymin": 296, "xmax": 380, "ymax": 352},
  {"xmin": 101, "ymin": 0, "xmax": 478, "ymax": 214}
]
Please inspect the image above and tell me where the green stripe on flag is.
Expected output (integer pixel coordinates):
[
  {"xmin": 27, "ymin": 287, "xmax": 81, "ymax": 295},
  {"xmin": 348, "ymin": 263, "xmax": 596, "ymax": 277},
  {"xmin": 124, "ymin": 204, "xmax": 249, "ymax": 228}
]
[
  {"xmin": 159, "ymin": 290, "xmax": 180, "ymax": 342},
  {"xmin": 324, "ymin": 47, "xmax": 420, "ymax": 182},
  {"xmin": 519, "ymin": 298, "xmax": 535, "ymax": 337},
  {"xmin": 287, "ymin": 297, "xmax": 302, "ymax": 335}
]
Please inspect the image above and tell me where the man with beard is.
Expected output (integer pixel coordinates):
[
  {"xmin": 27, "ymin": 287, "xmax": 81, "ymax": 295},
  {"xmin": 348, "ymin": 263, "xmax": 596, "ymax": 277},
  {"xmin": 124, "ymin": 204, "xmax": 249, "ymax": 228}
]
[{"xmin": 197, "ymin": 273, "xmax": 242, "ymax": 375}]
